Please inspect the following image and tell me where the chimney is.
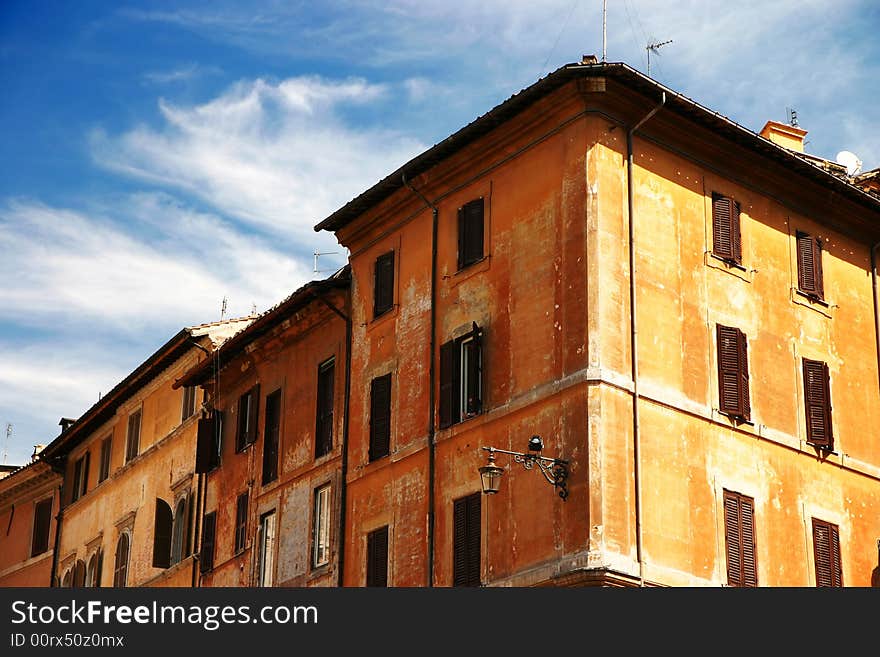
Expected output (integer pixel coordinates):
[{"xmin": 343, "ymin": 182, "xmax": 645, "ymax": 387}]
[
  {"xmin": 759, "ymin": 120, "xmax": 808, "ymax": 153},
  {"xmin": 31, "ymin": 444, "xmax": 45, "ymax": 461},
  {"xmin": 59, "ymin": 417, "xmax": 76, "ymax": 432},
  {"xmin": 581, "ymin": 54, "xmax": 598, "ymax": 65}
]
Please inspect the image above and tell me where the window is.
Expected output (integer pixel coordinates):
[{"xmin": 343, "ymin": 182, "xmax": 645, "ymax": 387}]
[
  {"xmin": 457, "ymin": 198, "xmax": 484, "ymax": 270},
  {"xmin": 31, "ymin": 498, "xmax": 53, "ymax": 557},
  {"xmin": 98, "ymin": 436, "xmax": 111, "ymax": 483},
  {"xmin": 234, "ymin": 492, "xmax": 248, "ymax": 554},
  {"xmin": 796, "ymin": 230, "xmax": 824, "ymax": 300},
  {"xmin": 315, "ymin": 359, "xmax": 335, "ymax": 458},
  {"xmin": 170, "ymin": 496, "xmax": 189, "ymax": 565},
  {"xmin": 73, "ymin": 559, "xmax": 86, "ymax": 587},
  {"xmin": 453, "ymin": 493, "xmax": 481, "ymax": 587},
  {"xmin": 182, "ymin": 385, "xmax": 198, "ymax": 422},
  {"xmin": 125, "ymin": 409, "xmax": 141, "ymax": 463},
  {"xmin": 70, "ymin": 452, "xmax": 90, "ymax": 503},
  {"xmin": 195, "ymin": 410, "xmax": 223, "ymax": 474},
  {"xmin": 113, "ymin": 533, "xmax": 130, "ymax": 587},
  {"xmin": 803, "ymin": 358, "xmax": 833, "ymax": 449},
  {"xmin": 199, "ymin": 511, "xmax": 217, "ymax": 573},
  {"xmin": 439, "ymin": 323, "xmax": 483, "ymax": 429},
  {"xmin": 717, "ymin": 325, "xmax": 750, "ymax": 421},
  {"xmin": 723, "ymin": 490, "xmax": 757, "ymax": 587},
  {"xmin": 152, "ymin": 498, "xmax": 173, "ymax": 568},
  {"xmin": 236, "ymin": 385, "xmax": 260, "ymax": 452},
  {"xmin": 373, "ymin": 250, "xmax": 395, "ymax": 318},
  {"xmin": 712, "ymin": 193, "xmax": 742, "ymax": 265},
  {"xmin": 258, "ymin": 510, "xmax": 276, "ymax": 587},
  {"xmin": 812, "ymin": 518, "xmax": 842, "ymax": 587},
  {"xmin": 86, "ymin": 550, "xmax": 102, "ymax": 587},
  {"xmin": 369, "ymin": 373, "xmax": 392, "ymax": 461},
  {"xmin": 262, "ymin": 389, "xmax": 281, "ymax": 485},
  {"xmin": 366, "ymin": 525, "xmax": 389, "ymax": 587},
  {"xmin": 312, "ymin": 484, "xmax": 331, "ymax": 569}
]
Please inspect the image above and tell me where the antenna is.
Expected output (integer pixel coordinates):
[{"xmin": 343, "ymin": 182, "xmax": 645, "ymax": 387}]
[
  {"xmin": 602, "ymin": 0, "xmax": 607, "ymax": 62},
  {"xmin": 4, "ymin": 423, "xmax": 11, "ymax": 465},
  {"xmin": 646, "ymin": 39, "xmax": 673, "ymax": 76},
  {"xmin": 250, "ymin": 302, "xmax": 257, "ymax": 316},
  {"xmin": 786, "ymin": 107, "xmax": 799, "ymax": 127},
  {"xmin": 220, "ymin": 296, "xmax": 228, "ymax": 321},
  {"xmin": 836, "ymin": 151, "xmax": 863, "ymax": 177},
  {"xmin": 314, "ymin": 249, "xmax": 339, "ymax": 274}
]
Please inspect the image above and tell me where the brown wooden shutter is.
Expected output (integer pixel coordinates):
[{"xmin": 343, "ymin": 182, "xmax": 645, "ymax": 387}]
[
  {"xmin": 717, "ymin": 325, "xmax": 749, "ymax": 420},
  {"xmin": 113, "ymin": 534, "xmax": 129, "ymax": 587},
  {"xmin": 813, "ymin": 518, "xmax": 843, "ymax": 587},
  {"xmin": 439, "ymin": 340, "xmax": 458, "ymax": 428},
  {"xmin": 315, "ymin": 360, "xmax": 335, "ymax": 457},
  {"xmin": 262, "ymin": 389, "xmax": 281, "ymax": 485},
  {"xmin": 235, "ymin": 492, "xmax": 248, "ymax": 553},
  {"xmin": 247, "ymin": 384, "xmax": 260, "ymax": 446},
  {"xmin": 200, "ymin": 512, "xmax": 216, "ymax": 573},
  {"xmin": 458, "ymin": 198, "xmax": 484, "ymax": 269},
  {"xmin": 195, "ymin": 415, "xmax": 216, "ymax": 474},
  {"xmin": 723, "ymin": 490, "xmax": 757, "ymax": 587},
  {"xmin": 366, "ymin": 525, "xmax": 389, "ymax": 586},
  {"xmin": 31, "ymin": 498, "xmax": 53, "ymax": 557},
  {"xmin": 453, "ymin": 493, "xmax": 481, "ymax": 586},
  {"xmin": 99, "ymin": 437, "xmax": 111, "ymax": 482},
  {"xmin": 464, "ymin": 323, "xmax": 482, "ymax": 417},
  {"xmin": 81, "ymin": 452, "xmax": 90, "ymax": 498},
  {"xmin": 803, "ymin": 359, "xmax": 832, "ymax": 448},
  {"xmin": 712, "ymin": 194, "xmax": 734, "ymax": 261},
  {"xmin": 373, "ymin": 251, "xmax": 394, "ymax": 317},
  {"xmin": 797, "ymin": 231, "xmax": 824, "ymax": 299},
  {"xmin": 369, "ymin": 373, "xmax": 392, "ymax": 461},
  {"xmin": 152, "ymin": 499, "xmax": 173, "ymax": 568}
]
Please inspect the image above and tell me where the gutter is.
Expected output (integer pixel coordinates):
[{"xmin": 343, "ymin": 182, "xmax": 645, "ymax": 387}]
[
  {"xmin": 403, "ymin": 172, "xmax": 438, "ymax": 587},
  {"xmin": 626, "ymin": 91, "xmax": 666, "ymax": 587}
]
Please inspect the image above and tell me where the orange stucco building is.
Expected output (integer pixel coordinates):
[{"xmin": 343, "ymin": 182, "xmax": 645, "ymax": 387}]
[{"xmin": 314, "ymin": 58, "xmax": 880, "ymax": 587}]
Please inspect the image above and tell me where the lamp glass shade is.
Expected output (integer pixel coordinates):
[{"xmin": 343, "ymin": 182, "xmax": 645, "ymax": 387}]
[{"xmin": 479, "ymin": 463, "xmax": 504, "ymax": 494}]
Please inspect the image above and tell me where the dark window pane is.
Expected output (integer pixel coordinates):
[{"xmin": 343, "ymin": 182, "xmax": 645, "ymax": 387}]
[{"xmin": 373, "ymin": 251, "xmax": 395, "ymax": 317}]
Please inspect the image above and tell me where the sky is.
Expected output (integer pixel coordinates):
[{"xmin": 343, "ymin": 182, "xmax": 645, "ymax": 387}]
[{"xmin": 1, "ymin": 0, "xmax": 878, "ymax": 466}]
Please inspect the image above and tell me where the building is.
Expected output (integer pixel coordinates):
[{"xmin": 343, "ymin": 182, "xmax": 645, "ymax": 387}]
[
  {"xmin": 313, "ymin": 58, "xmax": 880, "ymax": 587},
  {"xmin": 37, "ymin": 318, "xmax": 253, "ymax": 588}
]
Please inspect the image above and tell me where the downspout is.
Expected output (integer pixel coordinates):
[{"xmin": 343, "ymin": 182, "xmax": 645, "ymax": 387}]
[
  {"xmin": 626, "ymin": 91, "xmax": 665, "ymax": 587},
  {"xmin": 872, "ymin": 241, "xmax": 880, "ymax": 396},
  {"xmin": 188, "ymin": 338, "xmax": 211, "ymax": 588},
  {"xmin": 403, "ymin": 172, "xmax": 438, "ymax": 587},
  {"xmin": 48, "ymin": 461, "xmax": 65, "ymax": 587},
  {"xmin": 308, "ymin": 288, "xmax": 352, "ymax": 587}
]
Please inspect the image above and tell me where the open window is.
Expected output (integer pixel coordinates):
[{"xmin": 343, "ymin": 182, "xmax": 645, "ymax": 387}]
[{"xmin": 439, "ymin": 323, "xmax": 483, "ymax": 428}]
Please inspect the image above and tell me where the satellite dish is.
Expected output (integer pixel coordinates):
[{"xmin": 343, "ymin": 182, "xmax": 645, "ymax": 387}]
[{"xmin": 836, "ymin": 150, "xmax": 862, "ymax": 176}]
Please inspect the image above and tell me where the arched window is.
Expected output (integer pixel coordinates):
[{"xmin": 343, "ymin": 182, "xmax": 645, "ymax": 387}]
[
  {"xmin": 113, "ymin": 533, "xmax": 130, "ymax": 587},
  {"xmin": 61, "ymin": 569, "xmax": 72, "ymax": 587},
  {"xmin": 152, "ymin": 498, "xmax": 173, "ymax": 568},
  {"xmin": 73, "ymin": 559, "xmax": 86, "ymax": 587},
  {"xmin": 170, "ymin": 496, "xmax": 189, "ymax": 565},
  {"xmin": 86, "ymin": 550, "xmax": 103, "ymax": 587}
]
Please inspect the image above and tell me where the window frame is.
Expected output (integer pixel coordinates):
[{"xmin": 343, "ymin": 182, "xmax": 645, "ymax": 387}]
[
  {"xmin": 812, "ymin": 518, "xmax": 842, "ymax": 587},
  {"xmin": 312, "ymin": 483, "xmax": 332, "ymax": 569},
  {"xmin": 152, "ymin": 498, "xmax": 173, "ymax": 569},
  {"xmin": 711, "ymin": 193, "xmax": 743, "ymax": 265},
  {"xmin": 125, "ymin": 408, "xmax": 141, "ymax": 464},
  {"xmin": 181, "ymin": 385, "xmax": 198, "ymax": 422},
  {"xmin": 195, "ymin": 410, "xmax": 223, "ymax": 474},
  {"xmin": 452, "ymin": 492, "xmax": 482, "ymax": 587},
  {"xmin": 439, "ymin": 323, "xmax": 483, "ymax": 429},
  {"xmin": 457, "ymin": 197, "xmax": 485, "ymax": 270},
  {"xmin": 235, "ymin": 384, "xmax": 260, "ymax": 453},
  {"xmin": 199, "ymin": 511, "xmax": 217, "ymax": 574},
  {"xmin": 70, "ymin": 452, "xmax": 90, "ymax": 503},
  {"xmin": 257, "ymin": 510, "xmax": 277, "ymax": 587},
  {"xmin": 723, "ymin": 489, "xmax": 757, "ymax": 587},
  {"xmin": 802, "ymin": 358, "xmax": 833, "ymax": 450},
  {"xmin": 262, "ymin": 388, "xmax": 282, "ymax": 485},
  {"xmin": 315, "ymin": 358, "xmax": 335, "ymax": 458},
  {"xmin": 796, "ymin": 230, "xmax": 825, "ymax": 301},
  {"xmin": 716, "ymin": 324, "xmax": 750, "ymax": 421},
  {"xmin": 30, "ymin": 497, "xmax": 53, "ymax": 557},
  {"xmin": 113, "ymin": 532, "xmax": 130, "ymax": 588},
  {"xmin": 234, "ymin": 491, "xmax": 249, "ymax": 555},
  {"xmin": 373, "ymin": 250, "xmax": 395, "ymax": 318},
  {"xmin": 369, "ymin": 373, "xmax": 392, "ymax": 462},
  {"xmin": 366, "ymin": 525, "xmax": 389, "ymax": 587},
  {"xmin": 170, "ymin": 495, "xmax": 189, "ymax": 566},
  {"xmin": 98, "ymin": 436, "xmax": 112, "ymax": 483}
]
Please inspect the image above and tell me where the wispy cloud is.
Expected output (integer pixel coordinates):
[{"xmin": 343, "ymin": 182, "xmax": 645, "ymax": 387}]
[{"xmin": 143, "ymin": 63, "xmax": 222, "ymax": 84}]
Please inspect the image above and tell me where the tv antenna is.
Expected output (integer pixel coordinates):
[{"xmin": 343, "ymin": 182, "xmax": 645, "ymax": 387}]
[
  {"xmin": 314, "ymin": 249, "xmax": 339, "ymax": 274},
  {"xmin": 646, "ymin": 39, "xmax": 673, "ymax": 76},
  {"xmin": 4, "ymin": 423, "xmax": 11, "ymax": 465},
  {"xmin": 786, "ymin": 107, "xmax": 799, "ymax": 127},
  {"xmin": 220, "ymin": 296, "xmax": 228, "ymax": 321},
  {"xmin": 602, "ymin": 0, "xmax": 607, "ymax": 62}
]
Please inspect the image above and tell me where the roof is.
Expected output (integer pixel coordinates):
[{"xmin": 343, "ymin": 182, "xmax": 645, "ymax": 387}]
[
  {"xmin": 173, "ymin": 265, "xmax": 351, "ymax": 390},
  {"xmin": 38, "ymin": 316, "xmax": 257, "ymax": 462},
  {"xmin": 314, "ymin": 60, "xmax": 880, "ymax": 235}
]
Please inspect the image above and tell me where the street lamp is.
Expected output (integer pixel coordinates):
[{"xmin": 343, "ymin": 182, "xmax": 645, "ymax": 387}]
[{"xmin": 478, "ymin": 436, "xmax": 569, "ymax": 500}]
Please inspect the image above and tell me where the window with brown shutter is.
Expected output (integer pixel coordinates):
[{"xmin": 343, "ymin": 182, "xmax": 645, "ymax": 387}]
[
  {"xmin": 369, "ymin": 373, "xmax": 392, "ymax": 461},
  {"xmin": 712, "ymin": 193, "xmax": 742, "ymax": 264},
  {"xmin": 803, "ymin": 358, "xmax": 832, "ymax": 449},
  {"xmin": 199, "ymin": 511, "xmax": 216, "ymax": 573},
  {"xmin": 315, "ymin": 358, "xmax": 335, "ymax": 458},
  {"xmin": 196, "ymin": 410, "xmax": 223, "ymax": 474},
  {"xmin": 438, "ymin": 323, "xmax": 483, "ymax": 429},
  {"xmin": 796, "ymin": 231, "xmax": 824, "ymax": 300},
  {"xmin": 373, "ymin": 251, "xmax": 395, "ymax": 318},
  {"xmin": 125, "ymin": 410, "xmax": 141, "ymax": 463},
  {"xmin": 458, "ymin": 198, "xmax": 484, "ymax": 270},
  {"xmin": 98, "ymin": 436, "xmax": 111, "ymax": 483},
  {"xmin": 366, "ymin": 525, "xmax": 389, "ymax": 587},
  {"xmin": 71, "ymin": 452, "xmax": 90, "ymax": 503},
  {"xmin": 723, "ymin": 490, "xmax": 757, "ymax": 587},
  {"xmin": 235, "ymin": 384, "xmax": 260, "ymax": 452},
  {"xmin": 181, "ymin": 385, "xmax": 198, "ymax": 422},
  {"xmin": 262, "ymin": 389, "xmax": 281, "ymax": 485},
  {"xmin": 152, "ymin": 498, "xmax": 173, "ymax": 568},
  {"xmin": 31, "ymin": 498, "xmax": 53, "ymax": 557},
  {"xmin": 717, "ymin": 325, "xmax": 750, "ymax": 421},
  {"xmin": 812, "ymin": 518, "xmax": 842, "ymax": 587},
  {"xmin": 234, "ymin": 492, "xmax": 248, "ymax": 554},
  {"xmin": 453, "ymin": 493, "xmax": 481, "ymax": 587},
  {"xmin": 113, "ymin": 533, "xmax": 129, "ymax": 587}
]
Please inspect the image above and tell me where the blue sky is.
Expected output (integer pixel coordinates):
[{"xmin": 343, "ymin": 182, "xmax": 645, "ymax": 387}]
[{"xmin": 1, "ymin": 0, "xmax": 878, "ymax": 466}]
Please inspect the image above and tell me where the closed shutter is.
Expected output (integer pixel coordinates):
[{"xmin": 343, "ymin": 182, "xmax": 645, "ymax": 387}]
[
  {"xmin": 717, "ymin": 325, "xmax": 749, "ymax": 420},
  {"xmin": 315, "ymin": 360, "xmax": 335, "ymax": 457},
  {"xmin": 797, "ymin": 231, "xmax": 824, "ymax": 299},
  {"xmin": 195, "ymin": 415, "xmax": 216, "ymax": 474},
  {"xmin": 152, "ymin": 499, "xmax": 173, "ymax": 568},
  {"xmin": 369, "ymin": 373, "xmax": 392, "ymax": 461},
  {"xmin": 712, "ymin": 194, "xmax": 741, "ymax": 263},
  {"xmin": 439, "ymin": 340, "xmax": 458, "ymax": 428},
  {"xmin": 81, "ymin": 452, "xmax": 90, "ymax": 498},
  {"xmin": 723, "ymin": 490, "xmax": 757, "ymax": 587},
  {"xmin": 99, "ymin": 437, "xmax": 111, "ymax": 482},
  {"xmin": 247, "ymin": 384, "xmax": 260, "ymax": 447},
  {"xmin": 31, "ymin": 498, "xmax": 53, "ymax": 557},
  {"xmin": 453, "ymin": 493, "xmax": 481, "ymax": 586},
  {"xmin": 262, "ymin": 389, "xmax": 281, "ymax": 484},
  {"xmin": 458, "ymin": 198, "xmax": 484, "ymax": 269},
  {"xmin": 126, "ymin": 411, "xmax": 141, "ymax": 462},
  {"xmin": 366, "ymin": 526, "xmax": 389, "ymax": 587},
  {"xmin": 813, "ymin": 518, "xmax": 843, "ymax": 587},
  {"xmin": 200, "ymin": 512, "xmax": 216, "ymax": 573},
  {"xmin": 803, "ymin": 359, "xmax": 832, "ymax": 448},
  {"xmin": 373, "ymin": 251, "xmax": 395, "ymax": 317},
  {"xmin": 235, "ymin": 492, "xmax": 248, "ymax": 553}
]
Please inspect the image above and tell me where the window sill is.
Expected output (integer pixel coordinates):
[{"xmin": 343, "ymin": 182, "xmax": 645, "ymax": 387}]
[
  {"xmin": 365, "ymin": 304, "xmax": 398, "ymax": 331},
  {"xmin": 448, "ymin": 255, "xmax": 491, "ymax": 286},
  {"xmin": 791, "ymin": 288, "xmax": 835, "ymax": 318},
  {"xmin": 704, "ymin": 252, "xmax": 754, "ymax": 283}
]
